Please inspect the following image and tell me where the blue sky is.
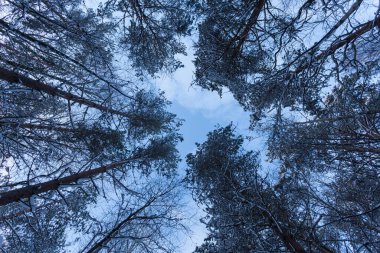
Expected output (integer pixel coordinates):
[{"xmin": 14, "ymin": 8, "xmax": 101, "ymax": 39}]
[{"xmin": 151, "ymin": 43, "xmax": 252, "ymax": 252}]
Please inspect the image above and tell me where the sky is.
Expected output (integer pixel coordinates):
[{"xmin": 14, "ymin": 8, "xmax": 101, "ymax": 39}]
[{"xmin": 151, "ymin": 42, "xmax": 253, "ymax": 252}]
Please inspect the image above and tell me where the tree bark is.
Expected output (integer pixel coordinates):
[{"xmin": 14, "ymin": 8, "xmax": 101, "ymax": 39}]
[
  {"xmin": 232, "ymin": 0, "xmax": 265, "ymax": 56},
  {"xmin": 232, "ymin": 179, "xmax": 308, "ymax": 252},
  {"xmin": 294, "ymin": 15, "xmax": 380, "ymax": 75},
  {"xmin": 0, "ymin": 158, "xmax": 137, "ymax": 207},
  {"xmin": 0, "ymin": 121, "xmax": 107, "ymax": 135},
  {"xmin": 0, "ymin": 67, "xmax": 137, "ymax": 119}
]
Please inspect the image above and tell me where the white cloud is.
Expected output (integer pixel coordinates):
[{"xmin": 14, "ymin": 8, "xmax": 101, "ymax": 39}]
[{"xmin": 155, "ymin": 45, "xmax": 248, "ymax": 124}]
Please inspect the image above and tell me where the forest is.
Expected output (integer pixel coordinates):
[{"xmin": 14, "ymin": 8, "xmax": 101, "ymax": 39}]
[{"xmin": 0, "ymin": 0, "xmax": 379, "ymax": 252}]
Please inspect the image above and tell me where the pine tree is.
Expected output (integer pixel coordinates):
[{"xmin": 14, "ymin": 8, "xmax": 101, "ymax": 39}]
[
  {"xmin": 187, "ymin": 125, "xmax": 380, "ymax": 252},
  {"xmin": 0, "ymin": 1, "xmax": 185, "ymax": 251}
]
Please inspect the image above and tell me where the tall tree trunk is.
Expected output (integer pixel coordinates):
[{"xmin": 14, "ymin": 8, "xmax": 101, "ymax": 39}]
[
  {"xmin": 0, "ymin": 67, "xmax": 138, "ymax": 120},
  {"xmin": 293, "ymin": 15, "xmax": 380, "ymax": 75},
  {"xmin": 0, "ymin": 158, "xmax": 139, "ymax": 207},
  {"xmin": 231, "ymin": 177, "xmax": 308, "ymax": 253},
  {"xmin": 0, "ymin": 121, "xmax": 107, "ymax": 135},
  {"xmin": 232, "ymin": 0, "xmax": 265, "ymax": 57}
]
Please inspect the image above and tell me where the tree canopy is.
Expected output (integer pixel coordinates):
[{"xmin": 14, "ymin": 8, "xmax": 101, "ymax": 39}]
[{"xmin": 1, "ymin": 0, "xmax": 380, "ymax": 252}]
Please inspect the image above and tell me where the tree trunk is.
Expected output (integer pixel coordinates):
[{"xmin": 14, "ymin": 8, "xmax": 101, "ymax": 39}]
[
  {"xmin": 0, "ymin": 158, "xmax": 137, "ymax": 207},
  {"xmin": 232, "ymin": 179, "xmax": 308, "ymax": 253},
  {"xmin": 0, "ymin": 67, "xmax": 137, "ymax": 120},
  {"xmin": 0, "ymin": 121, "xmax": 106, "ymax": 135}
]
